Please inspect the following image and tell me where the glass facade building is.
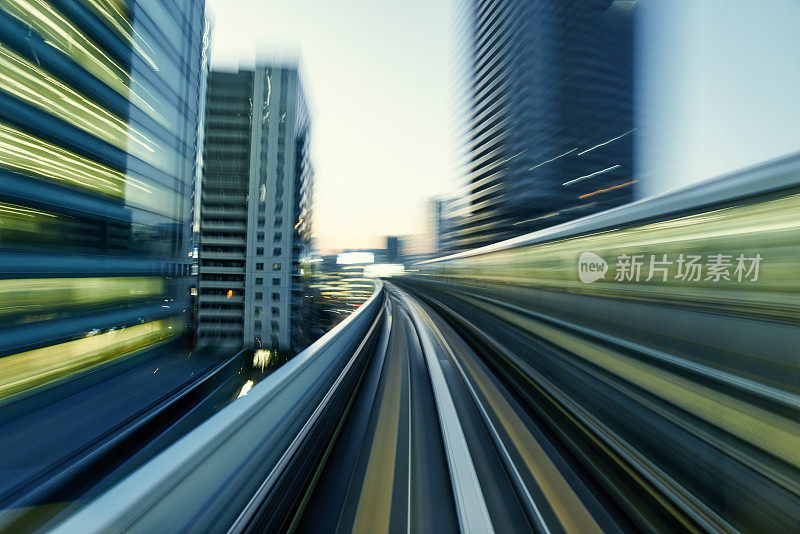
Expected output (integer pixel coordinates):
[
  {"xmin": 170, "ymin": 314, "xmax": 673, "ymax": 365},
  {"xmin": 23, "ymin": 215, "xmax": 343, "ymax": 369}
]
[
  {"xmin": 0, "ymin": 0, "xmax": 207, "ymax": 398},
  {"xmin": 449, "ymin": 0, "xmax": 634, "ymax": 251}
]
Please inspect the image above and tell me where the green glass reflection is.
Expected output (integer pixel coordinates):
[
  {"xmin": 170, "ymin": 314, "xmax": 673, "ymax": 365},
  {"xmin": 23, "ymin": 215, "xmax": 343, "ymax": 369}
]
[{"xmin": 423, "ymin": 193, "xmax": 800, "ymax": 322}]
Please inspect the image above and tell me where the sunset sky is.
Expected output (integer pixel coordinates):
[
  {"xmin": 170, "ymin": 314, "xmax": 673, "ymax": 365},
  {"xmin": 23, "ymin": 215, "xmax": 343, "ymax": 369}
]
[{"xmin": 206, "ymin": 0, "xmax": 459, "ymax": 253}]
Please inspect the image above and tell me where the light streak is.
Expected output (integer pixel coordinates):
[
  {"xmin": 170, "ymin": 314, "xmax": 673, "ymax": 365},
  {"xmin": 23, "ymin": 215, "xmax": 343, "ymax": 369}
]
[
  {"xmin": 562, "ymin": 165, "xmax": 621, "ymax": 186},
  {"xmin": 577, "ymin": 130, "xmax": 633, "ymax": 156},
  {"xmin": 578, "ymin": 180, "xmax": 637, "ymax": 199},
  {"xmin": 529, "ymin": 148, "xmax": 576, "ymax": 171}
]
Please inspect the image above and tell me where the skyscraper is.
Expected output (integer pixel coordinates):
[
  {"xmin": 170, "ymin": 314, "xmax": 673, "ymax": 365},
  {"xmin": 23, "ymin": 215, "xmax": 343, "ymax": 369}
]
[
  {"xmin": 0, "ymin": 0, "xmax": 207, "ymax": 394},
  {"xmin": 197, "ymin": 65, "xmax": 313, "ymax": 352},
  {"xmin": 451, "ymin": 0, "xmax": 634, "ymax": 250}
]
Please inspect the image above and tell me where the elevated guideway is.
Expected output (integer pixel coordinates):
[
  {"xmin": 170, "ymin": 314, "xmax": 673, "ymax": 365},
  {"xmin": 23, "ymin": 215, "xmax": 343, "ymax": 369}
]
[{"xmin": 39, "ymin": 153, "xmax": 800, "ymax": 533}]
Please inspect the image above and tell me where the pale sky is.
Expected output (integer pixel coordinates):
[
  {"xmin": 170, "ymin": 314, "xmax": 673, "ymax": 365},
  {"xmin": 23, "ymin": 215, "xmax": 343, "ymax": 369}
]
[
  {"xmin": 205, "ymin": 1, "xmax": 800, "ymax": 251},
  {"xmin": 636, "ymin": 0, "xmax": 800, "ymax": 197},
  {"xmin": 206, "ymin": 0, "xmax": 458, "ymax": 252}
]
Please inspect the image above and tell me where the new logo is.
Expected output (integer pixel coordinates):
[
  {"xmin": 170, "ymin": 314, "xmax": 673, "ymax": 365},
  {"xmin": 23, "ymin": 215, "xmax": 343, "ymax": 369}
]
[{"xmin": 578, "ymin": 252, "xmax": 607, "ymax": 283}]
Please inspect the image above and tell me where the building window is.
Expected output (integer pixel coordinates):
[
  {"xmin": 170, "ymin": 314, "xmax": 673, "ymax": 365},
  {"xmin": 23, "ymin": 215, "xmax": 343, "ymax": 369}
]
[
  {"xmin": 254, "ymin": 320, "xmax": 262, "ymax": 329},
  {"xmin": 273, "ymin": 248, "xmax": 281, "ymax": 256},
  {"xmin": 255, "ymin": 292, "xmax": 263, "ymax": 299},
  {"xmin": 273, "ymin": 232, "xmax": 282, "ymax": 241},
  {"xmin": 256, "ymin": 247, "xmax": 264, "ymax": 255},
  {"xmin": 275, "ymin": 202, "xmax": 283, "ymax": 212},
  {"xmin": 271, "ymin": 321, "xmax": 279, "ymax": 331},
  {"xmin": 255, "ymin": 277, "xmax": 263, "ymax": 285},
  {"xmin": 258, "ymin": 204, "xmax": 265, "ymax": 213},
  {"xmin": 255, "ymin": 306, "xmax": 262, "ymax": 316},
  {"xmin": 273, "ymin": 262, "xmax": 281, "ymax": 271},
  {"xmin": 271, "ymin": 306, "xmax": 279, "ymax": 315},
  {"xmin": 271, "ymin": 292, "xmax": 280, "ymax": 301},
  {"xmin": 274, "ymin": 218, "xmax": 282, "ymax": 227},
  {"xmin": 257, "ymin": 232, "xmax": 265, "ymax": 241},
  {"xmin": 258, "ymin": 217, "xmax": 265, "ymax": 226},
  {"xmin": 272, "ymin": 278, "xmax": 280, "ymax": 286},
  {"xmin": 256, "ymin": 263, "xmax": 264, "ymax": 271}
]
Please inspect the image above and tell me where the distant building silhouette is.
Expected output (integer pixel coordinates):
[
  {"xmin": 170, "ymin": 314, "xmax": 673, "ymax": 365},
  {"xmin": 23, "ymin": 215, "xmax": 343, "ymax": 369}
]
[
  {"xmin": 428, "ymin": 196, "xmax": 457, "ymax": 256},
  {"xmin": 386, "ymin": 236, "xmax": 401, "ymax": 263}
]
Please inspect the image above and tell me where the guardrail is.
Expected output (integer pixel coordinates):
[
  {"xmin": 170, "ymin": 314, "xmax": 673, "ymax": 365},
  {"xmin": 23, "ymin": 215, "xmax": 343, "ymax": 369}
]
[{"xmin": 52, "ymin": 280, "xmax": 385, "ymax": 533}]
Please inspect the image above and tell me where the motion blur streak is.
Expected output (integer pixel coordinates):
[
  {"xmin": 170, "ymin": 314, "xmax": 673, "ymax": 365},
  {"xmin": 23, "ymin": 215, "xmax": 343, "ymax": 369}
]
[
  {"xmin": 80, "ymin": 0, "xmax": 160, "ymax": 71},
  {"xmin": 461, "ymin": 295, "xmax": 800, "ymax": 468},
  {"xmin": 0, "ymin": 0, "xmax": 128, "ymax": 86},
  {"xmin": 424, "ymin": 191, "xmax": 799, "ymax": 321},
  {"xmin": 0, "ymin": 123, "xmax": 182, "ymax": 216},
  {"xmin": 0, "ymin": 277, "xmax": 165, "ymax": 321},
  {"xmin": 424, "ymin": 307, "xmax": 603, "ymax": 534},
  {"xmin": 407, "ymin": 160, "xmax": 800, "ymax": 531},
  {"xmin": 0, "ymin": 318, "xmax": 179, "ymax": 401},
  {"xmin": 0, "ymin": 0, "xmax": 797, "ymax": 531},
  {"xmin": 298, "ymin": 285, "xmax": 616, "ymax": 533},
  {"xmin": 0, "ymin": 0, "xmax": 167, "ymax": 125},
  {"xmin": 0, "ymin": 0, "xmax": 206, "ymax": 524},
  {"xmin": 48, "ymin": 163, "xmax": 800, "ymax": 533},
  {"xmin": 0, "ymin": 44, "xmax": 171, "ymax": 172},
  {"xmin": 0, "ymin": 201, "xmax": 56, "ymax": 241}
]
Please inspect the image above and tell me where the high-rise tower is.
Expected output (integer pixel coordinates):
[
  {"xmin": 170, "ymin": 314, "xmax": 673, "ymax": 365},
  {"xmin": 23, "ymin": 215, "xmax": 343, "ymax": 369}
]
[
  {"xmin": 197, "ymin": 65, "xmax": 313, "ymax": 352},
  {"xmin": 451, "ymin": 0, "xmax": 634, "ymax": 250},
  {"xmin": 0, "ymin": 0, "xmax": 207, "ymax": 390}
]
